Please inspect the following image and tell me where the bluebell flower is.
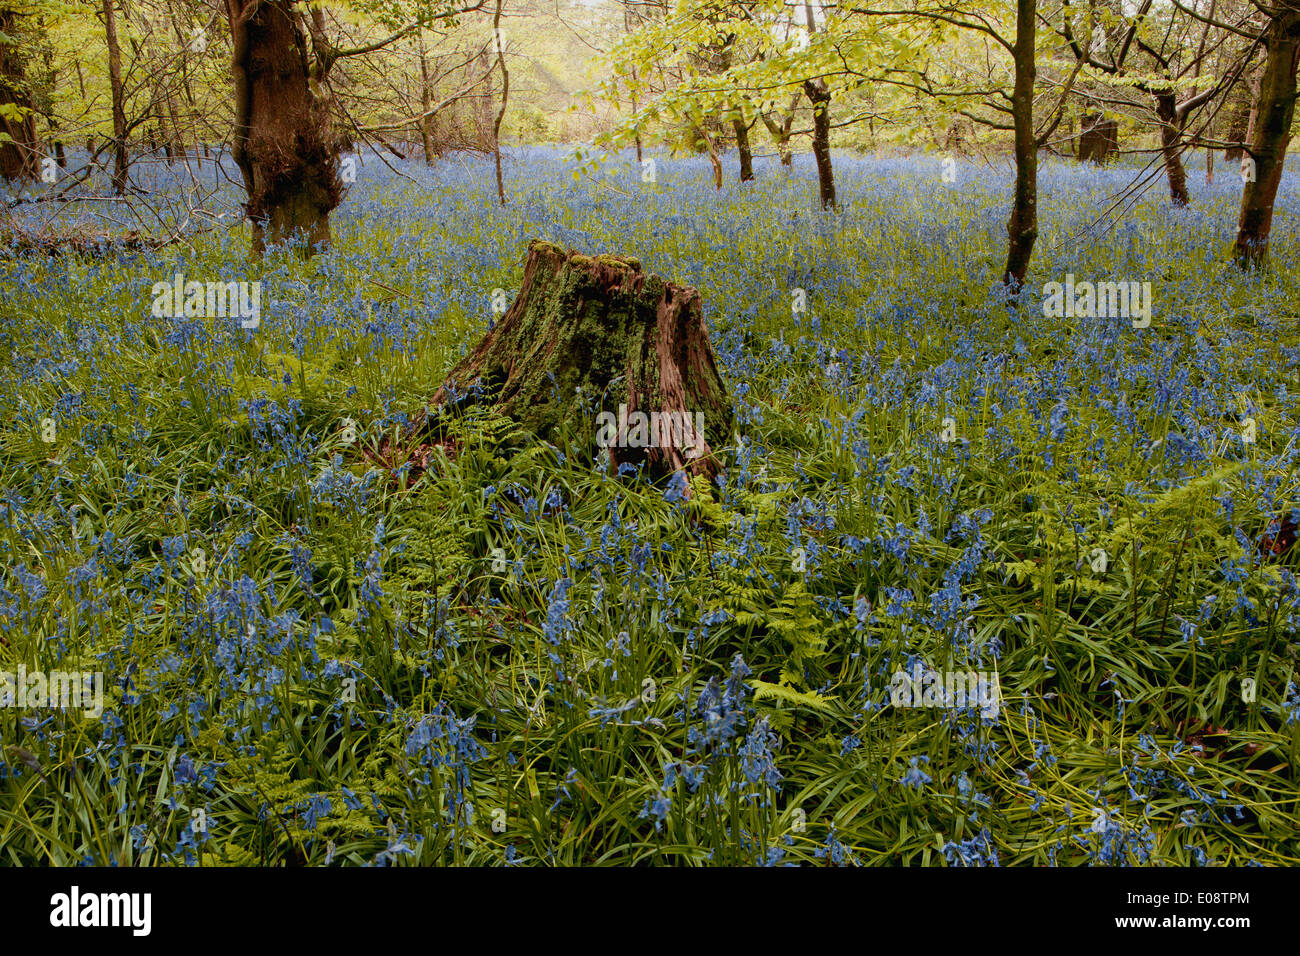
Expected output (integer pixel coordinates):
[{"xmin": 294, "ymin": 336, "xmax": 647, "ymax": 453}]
[{"xmin": 900, "ymin": 756, "xmax": 931, "ymax": 790}]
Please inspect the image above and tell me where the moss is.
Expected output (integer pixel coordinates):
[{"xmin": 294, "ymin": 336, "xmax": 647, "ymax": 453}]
[
  {"xmin": 593, "ymin": 253, "xmax": 641, "ymax": 272},
  {"xmin": 529, "ymin": 239, "xmax": 565, "ymax": 257},
  {"xmin": 437, "ymin": 241, "xmax": 733, "ymax": 479}
]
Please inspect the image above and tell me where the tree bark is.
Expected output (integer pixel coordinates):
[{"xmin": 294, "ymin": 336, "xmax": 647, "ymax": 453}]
[
  {"xmin": 420, "ymin": 240, "xmax": 734, "ymax": 482},
  {"xmin": 173, "ymin": 19, "xmax": 200, "ymax": 165},
  {"xmin": 1003, "ymin": 0, "xmax": 1038, "ymax": 289},
  {"xmin": 733, "ymin": 117, "xmax": 753, "ymax": 182},
  {"xmin": 492, "ymin": 0, "xmax": 508, "ymax": 205},
  {"xmin": 802, "ymin": 1, "xmax": 835, "ymax": 207},
  {"xmin": 102, "ymin": 0, "xmax": 129, "ymax": 194},
  {"xmin": 630, "ymin": 88, "xmax": 642, "ymax": 164},
  {"xmin": 418, "ymin": 33, "xmax": 437, "ymax": 163},
  {"xmin": 693, "ymin": 122, "xmax": 723, "ymax": 189},
  {"xmin": 1225, "ymin": 79, "xmax": 1251, "ymax": 161},
  {"xmin": 475, "ymin": 48, "xmax": 494, "ymax": 146},
  {"xmin": 1078, "ymin": 113, "xmax": 1117, "ymax": 164},
  {"xmin": 1155, "ymin": 91, "xmax": 1190, "ymax": 206},
  {"xmin": 165, "ymin": 83, "xmax": 185, "ymax": 161},
  {"xmin": 130, "ymin": 36, "xmax": 178, "ymax": 164},
  {"xmin": 803, "ymin": 79, "xmax": 836, "ymax": 208},
  {"xmin": 227, "ymin": 0, "xmax": 341, "ymax": 256},
  {"xmin": 1234, "ymin": 5, "xmax": 1300, "ymax": 268},
  {"xmin": 761, "ymin": 96, "xmax": 796, "ymax": 169},
  {"xmin": 0, "ymin": 8, "xmax": 39, "ymax": 182}
]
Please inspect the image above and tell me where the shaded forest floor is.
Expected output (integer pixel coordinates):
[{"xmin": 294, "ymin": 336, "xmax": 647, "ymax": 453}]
[{"xmin": 1, "ymin": 147, "xmax": 1299, "ymax": 864}]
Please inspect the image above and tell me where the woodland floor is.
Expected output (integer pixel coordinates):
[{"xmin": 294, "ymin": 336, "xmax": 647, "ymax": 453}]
[{"xmin": 1, "ymin": 147, "xmax": 1298, "ymax": 864}]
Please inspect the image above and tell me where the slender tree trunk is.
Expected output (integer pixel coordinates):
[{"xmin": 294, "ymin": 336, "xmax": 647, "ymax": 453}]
[
  {"xmin": 1155, "ymin": 91, "xmax": 1190, "ymax": 206},
  {"xmin": 172, "ymin": 19, "xmax": 201, "ymax": 166},
  {"xmin": 37, "ymin": 24, "xmax": 60, "ymax": 168},
  {"xmin": 418, "ymin": 33, "xmax": 437, "ymax": 163},
  {"xmin": 1225, "ymin": 79, "xmax": 1251, "ymax": 161},
  {"xmin": 694, "ymin": 123, "xmax": 723, "ymax": 189},
  {"xmin": 706, "ymin": 137, "xmax": 723, "ymax": 189},
  {"xmin": 0, "ymin": 8, "xmax": 39, "ymax": 182},
  {"xmin": 631, "ymin": 87, "xmax": 642, "ymax": 164},
  {"xmin": 761, "ymin": 115, "xmax": 789, "ymax": 167},
  {"xmin": 476, "ymin": 48, "xmax": 494, "ymax": 147},
  {"xmin": 492, "ymin": 0, "xmax": 508, "ymax": 205},
  {"xmin": 1003, "ymin": 0, "xmax": 1038, "ymax": 288},
  {"xmin": 227, "ymin": 0, "xmax": 341, "ymax": 256},
  {"xmin": 166, "ymin": 85, "xmax": 185, "ymax": 160},
  {"xmin": 1234, "ymin": 6, "xmax": 1300, "ymax": 268},
  {"xmin": 802, "ymin": 2, "xmax": 835, "ymax": 208},
  {"xmin": 762, "ymin": 97, "xmax": 796, "ymax": 169},
  {"xmin": 102, "ymin": 0, "xmax": 129, "ymax": 194},
  {"xmin": 804, "ymin": 79, "xmax": 835, "ymax": 208},
  {"xmin": 733, "ymin": 117, "xmax": 753, "ymax": 182},
  {"xmin": 129, "ymin": 37, "xmax": 176, "ymax": 163},
  {"xmin": 1245, "ymin": 69, "xmax": 1262, "ymax": 148}
]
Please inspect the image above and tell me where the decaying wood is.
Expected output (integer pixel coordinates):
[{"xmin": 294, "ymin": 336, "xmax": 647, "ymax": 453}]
[
  {"xmin": 0, "ymin": 228, "xmax": 168, "ymax": 257},
  {"xmin": 416, "ymin": 239, "xmax": 734, "ymax": 482}
]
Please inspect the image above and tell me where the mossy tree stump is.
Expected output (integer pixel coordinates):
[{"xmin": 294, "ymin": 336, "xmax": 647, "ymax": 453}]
[{"xmin": 421, "ymin": 239, "xmax": 733, "ymax": 481}]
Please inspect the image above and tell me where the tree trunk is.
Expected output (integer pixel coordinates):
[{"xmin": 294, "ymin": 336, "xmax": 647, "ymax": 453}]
[
  {"xmin": 761, "ymin": 99, "xmax": 796, "ymax": 169},
  {"xmin": 1244, "ymin": 68, "xmax": 1262, "ymax": 152},
  {"xmin": 733, "ymin": 117, "xmax": 753, "ymax": 182},
  {"xmin": 0, "ymin": 8, "xmax": 39, "ymax": 182},
  {"xmin": 631, "ymin": 86, "xmax": 643, "ymax": 164},
  {"xmin": 1078, "ymin": 113, "xmax": 1118, "ymax": 164},
  {"xmin": 173, "ymin": 20, "xmax": 200, "ymax": 164},
  {"xmin": 476, "ymin": 48, "xmax": 494, "ymax": 147},
  {"xmin": 418, "ymin": 33, "xmax": 437, "ymax": 163},
  {"xmin": 1155, "ymin": 91, "xmax": 1190, "ymax": 206},
  {"xmin": 803, "ymin": 79, "xmax": 836, "ymax": 208},
  {"xmin": 1224, "ymin": 76, "xmax": 1251, "ymax": 161},
  {"xmin": 227, "ymin": 0, "xmax": 341, "ymax": 256},
  {"xmin": 1234, "ymin": 6, "xmax": 1300, "ymax": 268},
  {"xmin": 802, "ymin": 2, "xmax": 834, "ymax": 206},
  {"xmin": 418, "ymin": 240, "xmax": 734, "ymax": 482},
  {"xmin": 492, "ymin": 0, "xmax": 508, "ymax": 205},
  {"xmin": 693, "ymin": 123, "xmax": 723, "ymax": 189},
  {"xmin": 166, "ymin": 85, "xmax": 185, "ymax": 161},
  {"xmin": 101, "ymin": 0, "xmax": 129, "ymax": 194},
  {"xmin": 1003, "ymin": 0, "xmax": 1038, "ymax": 289}
]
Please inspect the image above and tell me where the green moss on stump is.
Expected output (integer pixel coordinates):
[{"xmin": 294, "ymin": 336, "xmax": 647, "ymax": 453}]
[{"xmin": 428, "ymin": 239, "xmax": 733, "ymax": 479}]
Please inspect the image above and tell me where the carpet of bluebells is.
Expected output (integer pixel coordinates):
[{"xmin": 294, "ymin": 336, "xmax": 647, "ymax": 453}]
[{"xmin": 1, "ymin": 145, "xmax": 1299, "ymax": 865}]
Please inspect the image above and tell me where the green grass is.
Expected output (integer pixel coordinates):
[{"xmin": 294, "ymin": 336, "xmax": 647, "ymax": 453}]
[{"xmin": 1, "ymin": 147, "xmax": 1298, "ymax": 865}]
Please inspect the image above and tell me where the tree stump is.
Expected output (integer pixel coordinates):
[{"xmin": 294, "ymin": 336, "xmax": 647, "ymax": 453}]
[
  {"xmin": 1078, "ymin": 114, "xmax": 1119, "ymax": 165},
  {"xmin": 420, "ymin": 239, "xmax": 734, "ymax": 481}
]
